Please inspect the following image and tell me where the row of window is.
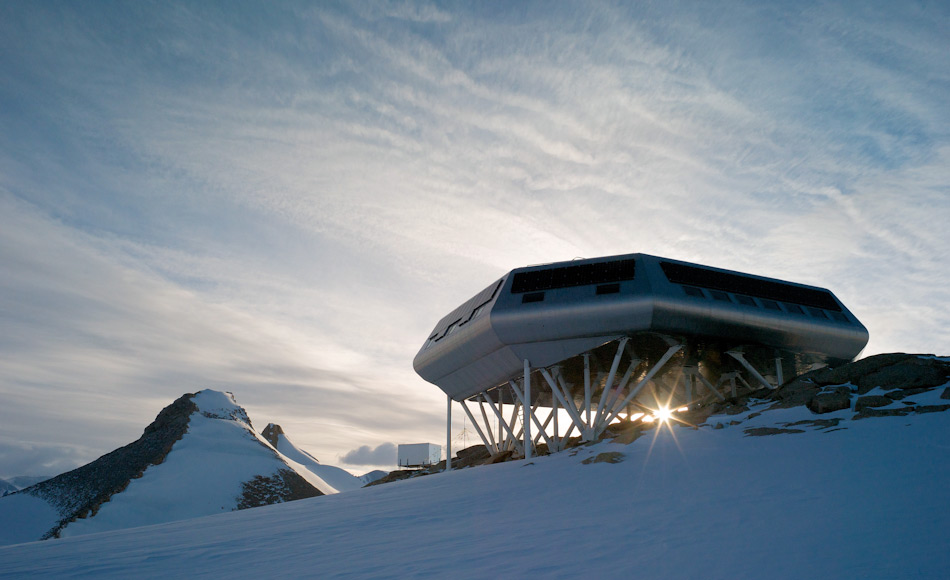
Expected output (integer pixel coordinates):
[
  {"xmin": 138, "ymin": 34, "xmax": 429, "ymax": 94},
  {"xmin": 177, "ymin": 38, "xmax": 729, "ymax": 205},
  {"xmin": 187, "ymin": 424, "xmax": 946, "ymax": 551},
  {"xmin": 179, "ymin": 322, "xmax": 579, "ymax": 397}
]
[
  {"xmin": 511, "ymin": 259, "xmax": 636, "ymax": 294},
  {"xmin": 682, "ymin": 285, "xmax": 850, "ymax": 323},
  {"xmin": 661, "ymin": 261, "xmax": 842, "ymax": 312},
  {"xmin": 521, "ymin": 282, "xmax": 621, "ymax": 304}
]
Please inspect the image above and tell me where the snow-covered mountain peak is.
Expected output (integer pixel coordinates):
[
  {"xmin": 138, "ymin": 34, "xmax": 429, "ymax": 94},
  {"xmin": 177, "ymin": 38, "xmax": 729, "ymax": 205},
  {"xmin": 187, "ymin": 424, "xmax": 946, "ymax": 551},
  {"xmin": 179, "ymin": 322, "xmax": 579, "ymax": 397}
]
[
  {"xmin": 0, "ymin": 390, "xmax": 326, "ymax": 545},
  {"xmin": 193, "ymin": 390, "xmax": 251, "ymax": 425}
]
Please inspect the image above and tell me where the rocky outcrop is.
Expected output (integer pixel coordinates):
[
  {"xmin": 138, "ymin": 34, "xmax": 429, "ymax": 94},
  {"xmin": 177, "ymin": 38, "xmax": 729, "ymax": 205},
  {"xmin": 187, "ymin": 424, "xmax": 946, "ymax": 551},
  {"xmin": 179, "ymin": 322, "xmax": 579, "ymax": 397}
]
[
  {"xmin": 237, "ymin": 469, "xmax": 323, "ymax": 509},
  {"xmin": 24, "ymin": 392, "xmax": 199, "ymax": 539},
  {"xmin": 806, "ymin": 386, "xmax": 852, "ymax": 414},
  {"xmin": 772, "ymin": 354, "xmax": 950, "ymax": 414},
  {"xmin": 261, "ymin": 423, "xmax": 284, "ymax": 448}
]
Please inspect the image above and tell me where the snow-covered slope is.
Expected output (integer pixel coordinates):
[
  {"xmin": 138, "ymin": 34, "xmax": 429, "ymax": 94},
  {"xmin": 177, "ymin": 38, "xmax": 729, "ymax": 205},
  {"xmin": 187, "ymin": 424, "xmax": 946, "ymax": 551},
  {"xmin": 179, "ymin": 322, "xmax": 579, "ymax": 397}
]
[
  {"xmin": 261, "ymin": 424, "xmax": 363, "ymax": 492},
  {"xmin": 0, "ymin": 480, "xmax": 16, "ymax": 496},
  {"xmin": 0, "ymin": 390, "xmax": 328, "ymax": 545},
  {"xmin": 358, "ymin": 470, "xmax": 387, "ymax": 485},
  {"xmin": 1, "ymin": 378, "xmax": 948, "ymax": 578}
]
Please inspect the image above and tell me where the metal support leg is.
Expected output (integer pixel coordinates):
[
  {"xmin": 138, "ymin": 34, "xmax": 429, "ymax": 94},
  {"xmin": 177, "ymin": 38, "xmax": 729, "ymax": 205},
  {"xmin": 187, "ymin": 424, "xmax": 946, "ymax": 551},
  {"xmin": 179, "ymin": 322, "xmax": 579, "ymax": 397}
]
[
  {"xmin": 775, "ymin": 357, "xmax": 784, "ymax": 386},
  {"xmin": 479, "ymin": 391, "xmax": 524, "ymax": 455},
  {"xmin": 595, "ymin": 338, "xmax": 628, "ymax": 425},
  {"xmin": 524, "ymin": 359, "xmax": 532, "ymax": 459},
  {"xmin": 500, "ymin": 382, "xmax": 554, "ymax": 452},
  {"xmin": 601, "ymin": 344, "xmax": 683, "ymax": 430},
  {"xmin": 583, "ymin": 354, "xmax": 592, "ymax": 428},
  {"xmin": 478, "ymin": 399, "xmax": 498, "ymax": 452},
  {"xmin": 446, "ymin": 395, "xmax": 452, "ymax": 471},
  {"xmin": 459, "ymin": 400, "xmax": 497, "ymax": 454},
  {"xmin": 726, "ymin": 351, "xmax": 776, "ymax": 390},
  {"xmin": 538, "ymin": 369, "xmax": 590, "ymax": 439},
  {"xmin": 693, "ymin": 371, "xmax": 725, "ymax": 401}
]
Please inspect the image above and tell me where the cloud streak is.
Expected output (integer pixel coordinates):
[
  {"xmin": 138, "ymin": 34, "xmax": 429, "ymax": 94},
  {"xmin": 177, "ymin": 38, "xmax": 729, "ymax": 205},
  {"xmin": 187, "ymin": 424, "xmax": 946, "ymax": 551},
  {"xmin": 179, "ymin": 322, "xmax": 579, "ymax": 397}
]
[{"xmin": 0, "ymin": 0, "xmax": 947, "ymax": 477}]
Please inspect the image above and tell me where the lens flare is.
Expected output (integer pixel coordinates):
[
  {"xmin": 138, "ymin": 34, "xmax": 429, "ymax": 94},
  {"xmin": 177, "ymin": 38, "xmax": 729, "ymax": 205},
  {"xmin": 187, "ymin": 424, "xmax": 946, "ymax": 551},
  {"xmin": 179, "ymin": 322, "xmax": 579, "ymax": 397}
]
[{"xmin": 652, "ymin": 406, "xmax": 673, "ymax": 423}]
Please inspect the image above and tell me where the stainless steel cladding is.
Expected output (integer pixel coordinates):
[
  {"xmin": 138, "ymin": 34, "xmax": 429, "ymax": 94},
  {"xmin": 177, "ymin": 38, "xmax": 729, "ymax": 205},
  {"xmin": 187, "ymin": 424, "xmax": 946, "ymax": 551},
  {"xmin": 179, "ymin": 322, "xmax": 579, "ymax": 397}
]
[{"xmin": 413, "ymin": 253, "xmax": 869, "ymax": 401}]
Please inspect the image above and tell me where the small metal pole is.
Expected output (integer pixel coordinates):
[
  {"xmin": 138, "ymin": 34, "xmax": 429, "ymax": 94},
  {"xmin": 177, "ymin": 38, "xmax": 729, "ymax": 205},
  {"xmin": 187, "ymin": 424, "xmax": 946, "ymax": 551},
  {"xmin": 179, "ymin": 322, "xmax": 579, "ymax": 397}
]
[{"xmin": 775, "ymin": 357, "xmax": 784, "ymax": 386}]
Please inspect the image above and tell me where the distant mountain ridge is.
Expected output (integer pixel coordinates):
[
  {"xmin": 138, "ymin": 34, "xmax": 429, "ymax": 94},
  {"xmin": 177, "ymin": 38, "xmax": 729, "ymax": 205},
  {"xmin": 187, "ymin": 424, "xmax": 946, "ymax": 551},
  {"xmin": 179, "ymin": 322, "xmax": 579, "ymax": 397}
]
[{"xmin": 0, "ymin": 390, "xmax": 346, "ymax": 545}]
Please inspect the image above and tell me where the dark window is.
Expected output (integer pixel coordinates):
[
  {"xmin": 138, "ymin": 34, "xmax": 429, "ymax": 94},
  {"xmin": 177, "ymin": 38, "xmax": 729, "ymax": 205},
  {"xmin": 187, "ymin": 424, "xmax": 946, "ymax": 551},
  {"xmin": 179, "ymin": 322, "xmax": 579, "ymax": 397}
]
[
  {"xmin": 735, "ymin": 294, "xmax": 756, "ymax": 306},
  {"xmin": 511, "ymin": 258, "xmax": 636, "ymax": 293},
  {"xmin": 522, "ymin": 292, "xmax": 545, "ymax": 304},
  {"xmin": 710, "ymin": 290, "xmax": 732, "ymax": 302},
  {"xmin": 761, "ymin": 299, "xmax": 781, "ymax": 310},
  {"xmin": 596, "ymin": 283, "xmax": 620, "ymax": 295},
  {"xmin": 808, "ymin": 307, "xmax": 828, "ymax": 319},
  {"xmin": 660, "ymin": 261, "xmax": 842, "ymax": 311},
  {"xmin": 784, "ymin": 303, "xmax": 804, "ymax": 315},
  {"xmin": 829, "ymin": 311, "xmax": 849, "ymax": 323},
  {"xmin": 683, "ymin": 286, "xmax": 705, "ymax": 298}
]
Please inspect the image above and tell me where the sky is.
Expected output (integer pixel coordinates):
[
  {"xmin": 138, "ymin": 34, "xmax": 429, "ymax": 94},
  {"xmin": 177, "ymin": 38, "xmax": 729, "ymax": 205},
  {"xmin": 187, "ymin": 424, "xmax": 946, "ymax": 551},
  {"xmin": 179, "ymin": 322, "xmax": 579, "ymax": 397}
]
[{"xmin": 0, "ymin": 0, "xmax": 948, "ymax": 479}]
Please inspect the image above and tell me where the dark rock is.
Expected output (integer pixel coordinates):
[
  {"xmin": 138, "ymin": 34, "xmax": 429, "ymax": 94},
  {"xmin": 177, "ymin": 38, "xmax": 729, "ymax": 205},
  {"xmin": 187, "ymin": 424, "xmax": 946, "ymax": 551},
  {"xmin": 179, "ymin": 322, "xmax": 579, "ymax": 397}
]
[
  {"xmin": 744, "ymin": 427, "xmax": 805, "ymax": 436},
  {"xmin": 725, "ymin": 404, "xmax": 750, "ymax": 415},
  {"xmin": 260, "ymin": 423, "xmax": 284, "ymax": 448},
  {"xmin": 854, "ymin": 396, "xmax": 893, "ymax": 412},
  {"xmin": 771, "ymin": 377, "xmax": 820, "ymax": 408},
  {"xmin": 915, "ymin": 404, "xmax": 950, "ymax": 414},
  {"xmin": 942, "ymin": 387, "xmax": 950, "ymax": 400},
  {"xmin": 854, "ymin": 407, "xmax": 914, "ymax": 419},
  {"xmin": 856, "ymin": 358, "xmax": 950, "ymax": 394},
  {"xmin": 363, "ymin": 470, "xmax": 415, "ymax": 487},
  {"xmin": 236, "ymin": 468, "xmax": 323, "ymax": 509},
  {"xmin": 582, "ymin": 452, "xmax": 625, "ymax": 465},
  {"xmin": 809, "ymin": 353, "xmax": 911, "ymax": 387},
  {"xmin": 807, "ymin": 387, "xmax": 852, "ymax": 414},
  {"xmin": 786, "ymin": 419, "xmax": 842, "ymax": 430}
]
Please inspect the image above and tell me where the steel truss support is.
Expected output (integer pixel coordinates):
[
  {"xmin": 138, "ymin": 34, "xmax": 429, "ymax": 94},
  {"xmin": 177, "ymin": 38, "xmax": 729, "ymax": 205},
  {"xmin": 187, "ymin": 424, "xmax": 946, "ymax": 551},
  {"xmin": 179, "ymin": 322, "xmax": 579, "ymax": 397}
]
[
  {"xmin": 503, "ymin": 380, "xmax": 555, "ymax": 453},
  {"xmin": 479, "ymin": 391, "xmax": 524, "ymax": 456},
  {"xmin": 726, "ymin": 350, "xmax": 776, "ymax": 390},
  {"xmin": 689, "ymin": 369, "xmax": 725, "ymax": 401},
  {"xmin": 598, "ymin": 343, "xmax": 683, "ymax": 434},
  {"xmin": 524, "ymin": 359, "xmax": 532, "ymax": 459},
  {"xmin": 446, "ymin": 395, "xmax": 452, "ymax": 471},
  {"xmin": 459, "ymin": 399, "xmax": 497, "ymax": 454},
  {"xmin": 539, "ymin": 368, "xmax": 591, "ymax": 440}
]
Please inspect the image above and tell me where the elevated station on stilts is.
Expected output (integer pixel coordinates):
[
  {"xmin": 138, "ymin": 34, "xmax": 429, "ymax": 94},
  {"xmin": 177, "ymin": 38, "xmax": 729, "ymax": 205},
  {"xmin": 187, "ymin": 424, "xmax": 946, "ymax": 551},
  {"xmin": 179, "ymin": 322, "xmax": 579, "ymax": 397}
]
[{"xmin": 413, "ymin": 253, "xmax": 869, "ymax": 467}]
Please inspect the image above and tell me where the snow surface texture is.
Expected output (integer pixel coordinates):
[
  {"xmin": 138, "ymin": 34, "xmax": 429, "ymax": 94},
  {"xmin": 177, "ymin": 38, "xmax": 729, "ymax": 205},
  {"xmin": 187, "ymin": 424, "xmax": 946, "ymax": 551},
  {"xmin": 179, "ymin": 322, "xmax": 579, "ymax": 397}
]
[
  {"xmin": 0, "ymin": 390, "xmax": 333, "ymax": 544},
  {"xmin": 1, "ymin": 386, "xmax": 947, "ymax": 579}
]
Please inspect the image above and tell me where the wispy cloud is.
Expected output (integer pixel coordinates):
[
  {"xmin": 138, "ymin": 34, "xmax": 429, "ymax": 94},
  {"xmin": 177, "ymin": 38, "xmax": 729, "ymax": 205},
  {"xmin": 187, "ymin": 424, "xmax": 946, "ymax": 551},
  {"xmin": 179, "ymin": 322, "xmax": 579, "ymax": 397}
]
[{"xmin": 0, "ymin": 0, "xmax": 947, "ymax": 477}]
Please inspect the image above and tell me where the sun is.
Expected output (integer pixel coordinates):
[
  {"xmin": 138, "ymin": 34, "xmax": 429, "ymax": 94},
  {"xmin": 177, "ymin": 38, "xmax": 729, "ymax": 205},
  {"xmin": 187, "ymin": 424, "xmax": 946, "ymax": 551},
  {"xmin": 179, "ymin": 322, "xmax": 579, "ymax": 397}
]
[{"xmin": 652, "ymin": 405, "xmax": 673, "ymax": 423}]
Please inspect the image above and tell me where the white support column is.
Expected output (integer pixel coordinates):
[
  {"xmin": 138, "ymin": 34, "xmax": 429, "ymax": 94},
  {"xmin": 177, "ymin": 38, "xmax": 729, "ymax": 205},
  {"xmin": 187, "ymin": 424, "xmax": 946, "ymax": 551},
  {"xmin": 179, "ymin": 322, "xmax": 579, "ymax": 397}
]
[
  {"xmin": 726, "ymin": 351, "xmax": 775, "ymax": 390},
  {"xmin": 478, "ymin": 399, "xmax": 498, "ymax": 451},
  {"xmin": 538, "ymin": 368, "xmax": 589, "ymax": 438},
  {"xmin": 479, "ymin": 391, "xmax": 524, "ymax": 455},
  {"xmin": 505, "ymin": 379, "xmax": 556, "ymax": 452},
  {"xmin": 684, "ymin": 371, "xmax": 693, "ymax": 405},
  {"xmin": 446, "ymin": 395, "xmax": 452, "ymax": 471},
  {"xmin": 598, "ymin": 356, "xmax": 641, "ymax": 427},
  {"xmin": 693, "ymin": 371, "xmax": 726, "ymax": 401},
  {"xmin": 523, "ymin": 359, "xmax": 532, "ymax": 460},
  {"xmin": 595, "ymin": 338, "xmax": 629, "ymax": 424},
  {"xmin": 775, "ymin": 357, "xmax": 784, "ymax": 386},
  {"xmin": 583, "ymin": 353, "xmax": 592, "ymax": 428},
  {"xmin": 601, "ymin": 344, "xmax": 683, "ymax": 430},
  {"xmin": 551, "ymin": 390, "xmax": 559, "ymax": 452},
  {"xmin": 459, "ymin": 400, "xmax": 497, "ymax": 454}
]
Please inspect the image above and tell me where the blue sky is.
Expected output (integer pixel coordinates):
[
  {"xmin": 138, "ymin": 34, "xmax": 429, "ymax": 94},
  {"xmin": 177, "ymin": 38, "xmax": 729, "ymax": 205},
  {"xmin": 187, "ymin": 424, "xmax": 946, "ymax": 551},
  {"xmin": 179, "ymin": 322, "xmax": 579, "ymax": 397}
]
[{"xmin": 1, "ymin": 0, "xmax": 948, "ymax": 478}]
